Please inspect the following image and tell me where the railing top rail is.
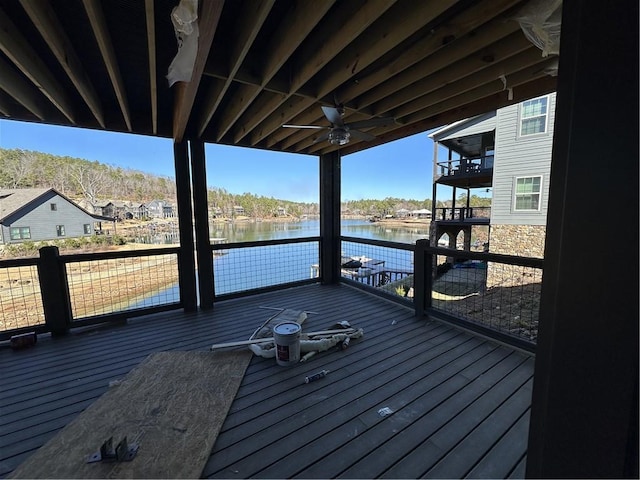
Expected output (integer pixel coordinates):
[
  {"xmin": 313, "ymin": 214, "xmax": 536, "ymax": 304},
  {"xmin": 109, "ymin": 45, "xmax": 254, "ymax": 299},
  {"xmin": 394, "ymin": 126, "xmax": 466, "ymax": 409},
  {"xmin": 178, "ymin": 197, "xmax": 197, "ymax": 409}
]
[
  {"xmin": 425, "ymin": 245, "xmax": 544, "ymax": 269},
  {"xmin": 341, "ymin": 235, "xmax": 416, "ymax": 252},
  {"xmin": 59, "ymin": 246, "xmax": 181, "ymax": 263},
  {"xmin": 212, "ymin": 236, "xmax": 321, "ymax": 250},
  {"xmin": 0, "ymin": 257, "xmax": 39, "ymax": 268}
]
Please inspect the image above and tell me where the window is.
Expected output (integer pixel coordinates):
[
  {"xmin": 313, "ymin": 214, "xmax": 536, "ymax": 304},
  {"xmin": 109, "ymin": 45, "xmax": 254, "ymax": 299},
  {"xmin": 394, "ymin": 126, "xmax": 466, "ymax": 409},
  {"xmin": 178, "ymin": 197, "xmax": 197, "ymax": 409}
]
[
  {"xmin": 84, "ymin": 224, "xmax": 92, "ymax": 234},
  {"xmin": 520, "ymin": 96, "xmax": 549, "ymax": 136},
  {"xmin": 10, "ymin": 227, "xmax": 31, "ymax": 240},
  {"xmin": 56, "ymin": 225, "xmax": 66, "ymax": 236},
  {"xmin": 50, "ymin": 203, "xmax": 57, "ymax": 211},
  {"xmin": 514, "ymin": 176, "xmax": 542, "ymax": 211}
]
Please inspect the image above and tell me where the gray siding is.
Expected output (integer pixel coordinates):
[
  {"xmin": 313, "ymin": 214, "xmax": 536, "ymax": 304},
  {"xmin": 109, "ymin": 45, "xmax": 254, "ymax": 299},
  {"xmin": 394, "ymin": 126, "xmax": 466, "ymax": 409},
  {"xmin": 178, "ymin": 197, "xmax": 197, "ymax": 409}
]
[
  {"xmin": 1, "ymin": 191, "xmax": 96, "ymax": 244},
  {"xmin": 491, "ymin": 93, "xmax": 556, "ymax": 226}
]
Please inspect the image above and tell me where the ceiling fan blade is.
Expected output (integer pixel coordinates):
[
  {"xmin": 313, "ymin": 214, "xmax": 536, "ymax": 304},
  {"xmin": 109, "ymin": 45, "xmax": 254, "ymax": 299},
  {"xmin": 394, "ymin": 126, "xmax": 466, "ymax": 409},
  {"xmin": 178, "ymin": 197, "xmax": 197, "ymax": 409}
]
[
  {"xmin": 347, "ymin": 117, "xmax": 396, "ymax": 130},
  {"xmin": 348, "ymin": 129, "xmax": 377, "ymax": 142},
  {"xmin": 321, "ymin": 106, "xmax": 345, "ymax": 127},
  {"xmin": 312, "ymin": 131, "xmax": 331, "ymax": 144},
  {"xmin": 282, "ymin": 124, "xmax": 326, "ymax": 129}
]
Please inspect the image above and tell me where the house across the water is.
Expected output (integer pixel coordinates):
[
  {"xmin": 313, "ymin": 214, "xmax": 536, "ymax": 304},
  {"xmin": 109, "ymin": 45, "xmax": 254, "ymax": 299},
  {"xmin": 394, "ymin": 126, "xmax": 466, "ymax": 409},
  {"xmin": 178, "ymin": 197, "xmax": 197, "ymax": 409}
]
[{"xmin": 0, "ymin": 188, "xmax": 114, "ymax": 244}]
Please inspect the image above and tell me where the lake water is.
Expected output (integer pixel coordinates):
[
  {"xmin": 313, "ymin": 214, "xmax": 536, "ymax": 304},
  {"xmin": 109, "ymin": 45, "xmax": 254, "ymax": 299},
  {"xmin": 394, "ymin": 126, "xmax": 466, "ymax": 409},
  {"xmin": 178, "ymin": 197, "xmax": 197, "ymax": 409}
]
[{"xmin": 130, "ymin": 219, "xmax": 430, "ymax": 306}]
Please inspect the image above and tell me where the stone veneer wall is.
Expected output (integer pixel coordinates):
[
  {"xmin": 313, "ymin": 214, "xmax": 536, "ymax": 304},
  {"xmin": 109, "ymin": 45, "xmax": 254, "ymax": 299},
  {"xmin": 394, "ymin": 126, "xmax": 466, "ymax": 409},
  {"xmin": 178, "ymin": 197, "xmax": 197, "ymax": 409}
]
[{"xmin": 487, "ymin": 224, "xmax": 546, "ymax": 288}]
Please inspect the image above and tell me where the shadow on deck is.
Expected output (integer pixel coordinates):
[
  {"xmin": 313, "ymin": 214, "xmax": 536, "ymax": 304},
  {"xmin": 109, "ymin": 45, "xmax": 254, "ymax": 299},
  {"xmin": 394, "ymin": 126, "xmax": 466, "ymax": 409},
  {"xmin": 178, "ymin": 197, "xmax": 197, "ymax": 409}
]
[{"xmin": 0, "ymin": 284, "xmax": 533, "ymax": 479}]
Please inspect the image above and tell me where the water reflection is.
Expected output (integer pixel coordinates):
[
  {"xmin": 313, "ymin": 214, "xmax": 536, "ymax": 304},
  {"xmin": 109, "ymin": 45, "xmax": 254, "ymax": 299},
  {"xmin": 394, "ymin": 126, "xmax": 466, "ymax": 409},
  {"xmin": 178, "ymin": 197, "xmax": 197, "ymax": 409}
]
[{"xmin": 129, "ymin": 219, "xmax": 430, "ymax": 245}]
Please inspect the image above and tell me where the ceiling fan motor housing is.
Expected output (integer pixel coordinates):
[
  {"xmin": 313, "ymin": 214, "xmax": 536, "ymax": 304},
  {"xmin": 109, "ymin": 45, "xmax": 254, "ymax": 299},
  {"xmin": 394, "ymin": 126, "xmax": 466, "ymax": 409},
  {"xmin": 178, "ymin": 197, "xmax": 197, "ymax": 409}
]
[{"xmin": 329, "ymin": 127, "xmax": 350, "ymax": 145}]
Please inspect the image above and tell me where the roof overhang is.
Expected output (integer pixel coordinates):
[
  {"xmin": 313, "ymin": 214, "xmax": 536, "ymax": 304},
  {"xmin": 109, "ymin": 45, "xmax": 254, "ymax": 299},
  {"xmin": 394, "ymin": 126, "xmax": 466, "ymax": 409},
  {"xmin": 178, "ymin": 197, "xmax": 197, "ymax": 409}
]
[{"xmin": 0, "ymin": 0, "xmax": 559, "ymax": 157}]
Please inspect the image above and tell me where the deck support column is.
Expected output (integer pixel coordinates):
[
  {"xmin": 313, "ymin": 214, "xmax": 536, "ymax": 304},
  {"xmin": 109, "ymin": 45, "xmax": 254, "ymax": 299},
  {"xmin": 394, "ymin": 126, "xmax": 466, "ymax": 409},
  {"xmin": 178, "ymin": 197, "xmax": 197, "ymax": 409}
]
[
  {"xmin": 319, "ymin": 151, "xmax": 341, "ymax": 284},
  {"xmin": 173, "ymin": 141, "xmax": 197, "ymax": 312},
  {"xmin": 38, "ymin": 246, "xmax": 72, "ymax": 335},
  {"xmin": 190, "ymin": 140, "xmax": 214, "ymax": 309},
  {"xmin": 413, "ymin": 239, "xmax": 432, "ymax": 317},
  {"xmin": 526, "ymin": 0, "xmax": 638, "ymax": 477}
]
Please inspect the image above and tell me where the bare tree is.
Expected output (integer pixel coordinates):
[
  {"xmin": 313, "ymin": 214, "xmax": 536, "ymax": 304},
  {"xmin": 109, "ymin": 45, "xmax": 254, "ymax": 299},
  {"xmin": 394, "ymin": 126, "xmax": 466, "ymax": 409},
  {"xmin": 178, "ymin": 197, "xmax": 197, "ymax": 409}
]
[{"xmin": 69, "ymin": 162, "xmax": 108, "ymax": 205}]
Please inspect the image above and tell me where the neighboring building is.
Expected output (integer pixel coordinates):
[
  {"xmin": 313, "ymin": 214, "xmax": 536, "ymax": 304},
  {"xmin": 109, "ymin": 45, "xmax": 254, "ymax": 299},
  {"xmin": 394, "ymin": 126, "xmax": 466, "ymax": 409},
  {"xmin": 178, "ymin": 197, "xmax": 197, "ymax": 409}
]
[
  {"xmin": 429, "ymin": 92, "xmax": 556, "ymax": 260},
  {"xmin": 147, "ymin": 200, "xmax": 175, "ymax": 218},
  {"xmin": 102, "ymin": 201, "xmax": 128, "ymax": 220},
  {"xmin": 125, "ymin": 202, "xmax": 149, "ymax": 220},
  {"xmin": 0, "ymin": 188, "xmax": 114, "ymax": 245},
  {"xmin": 233, "ymin": 205, "xmax": 245, "ymax": 216}
]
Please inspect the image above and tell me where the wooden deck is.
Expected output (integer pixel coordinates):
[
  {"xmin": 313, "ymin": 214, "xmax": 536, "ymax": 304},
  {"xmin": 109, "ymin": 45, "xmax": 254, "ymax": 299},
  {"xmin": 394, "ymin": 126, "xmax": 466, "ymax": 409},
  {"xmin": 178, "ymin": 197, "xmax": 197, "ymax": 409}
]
[{"xmin": 0, "ymin": 284, "xmax": 534, "ymax": 479}]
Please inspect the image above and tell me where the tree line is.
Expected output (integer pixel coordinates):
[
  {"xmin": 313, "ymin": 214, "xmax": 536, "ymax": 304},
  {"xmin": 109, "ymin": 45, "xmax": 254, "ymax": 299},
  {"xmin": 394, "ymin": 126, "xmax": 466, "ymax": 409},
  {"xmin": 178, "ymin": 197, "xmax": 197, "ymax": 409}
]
[{"xmin": 0, "ymin": 148, "xmax": 489, "ymax": 219}]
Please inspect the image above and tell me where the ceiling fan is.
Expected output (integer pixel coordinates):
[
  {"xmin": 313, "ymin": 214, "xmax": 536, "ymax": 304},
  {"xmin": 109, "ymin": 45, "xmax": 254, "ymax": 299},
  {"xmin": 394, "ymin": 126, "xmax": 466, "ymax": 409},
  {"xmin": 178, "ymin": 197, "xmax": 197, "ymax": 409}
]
[{"xmin": 282, "ymin": 105, "xmax": 396, "ymax": 146}]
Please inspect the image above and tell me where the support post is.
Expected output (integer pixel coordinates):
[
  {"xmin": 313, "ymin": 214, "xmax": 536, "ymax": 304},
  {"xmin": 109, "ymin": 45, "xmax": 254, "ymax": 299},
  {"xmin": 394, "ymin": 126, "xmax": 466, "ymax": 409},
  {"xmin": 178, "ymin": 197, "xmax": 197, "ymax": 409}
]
[
  {"xmin": 319, "ymin": 151, "xmax": 341, "ymax": 284},
  {"xmin": 190, "ymin": 139, "xmax": 214, "ymax": 309},
  {"xmin": 38, "ymin": 246, "xmax": 72, "ymax": 335},
  {"xmin": 526, "ymin": 0, "xmax": 638, "ymax": 477},
  {"xmin": 173, "ymin": 141, "xmax": 197, "ymax": 312},
  {"xmin": 413, "ymin": 239, "xmax": 432, "ymax": 317}
]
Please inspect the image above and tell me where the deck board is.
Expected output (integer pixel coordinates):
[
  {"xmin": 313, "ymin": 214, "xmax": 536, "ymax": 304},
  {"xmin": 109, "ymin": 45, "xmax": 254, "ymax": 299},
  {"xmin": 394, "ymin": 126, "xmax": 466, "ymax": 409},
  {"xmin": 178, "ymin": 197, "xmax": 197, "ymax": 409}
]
[{"xmin": 0, "ymin": 284, "xmax": 534, "ymax": 479}]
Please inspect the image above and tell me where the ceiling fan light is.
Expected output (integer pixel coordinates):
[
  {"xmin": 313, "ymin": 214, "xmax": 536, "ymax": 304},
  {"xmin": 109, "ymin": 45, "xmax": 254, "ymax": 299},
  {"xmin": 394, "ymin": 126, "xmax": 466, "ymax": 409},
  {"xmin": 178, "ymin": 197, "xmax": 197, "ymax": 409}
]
[{"xmin": 329, "ymin": 128, "xmax": 350, "ymax": 145}]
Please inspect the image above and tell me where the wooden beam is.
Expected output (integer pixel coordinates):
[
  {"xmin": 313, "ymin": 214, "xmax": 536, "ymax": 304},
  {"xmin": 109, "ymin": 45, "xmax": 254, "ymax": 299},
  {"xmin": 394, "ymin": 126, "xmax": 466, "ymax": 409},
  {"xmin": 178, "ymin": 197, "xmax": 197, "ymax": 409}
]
[
  {"xmin": 339, "ymin": 0, "xmax": 524, "ymax": 103},
  {"xmin": 172, "ymin": 0, "xmax": 224, "ymax": 142},
  {"xmin": 20, "ymin": 0, "xmax": 105, "ymax": 128},
  {"xmin": 393, "ymin": 57, "xmax": 557, "ymax": 122},
  {"xmin": 297, "ymin": 54, "xmax": 554, "ymax": 155},
  {"xmin": 237, "ymin": 0, "xmax": 396, "ymax": 144},
  {"xmin": 335, "ymin": 76, "xmax": 557, "ymax": 156},
  {"xmin": 197, "ymin": 0, "xmax": 275, "ymax": 137},
  {"xmin": 366, "ymin": 27, "xmax": 529, "ymax": 114},
  {"xmin": 212, "ymin": 0, "xmax": 334, "ymax": 142},
  {"xmin": 82, "ymin": 0, "xmax": 132, "ymax": 131},
  {"xmin": 249, "ymin": 0, "xmax": 457, "ymax": 148},
  {"xmin": 0, "ymin": 91, "xmax": 13, "ymax": 117},
  {"xmin": 0, "ymin": 55, "xmax": 49, "ymax": 120},
  {"xmin": 144, "ymin": 0, "xmax": 158, "ymax": 135},
  {"xmin": 269, "ymin": 0, "xmax": 523, "ymax": 150},
  {"xmin": 0, "ymin": 5, "xmax": 75, "ymax": 123}
]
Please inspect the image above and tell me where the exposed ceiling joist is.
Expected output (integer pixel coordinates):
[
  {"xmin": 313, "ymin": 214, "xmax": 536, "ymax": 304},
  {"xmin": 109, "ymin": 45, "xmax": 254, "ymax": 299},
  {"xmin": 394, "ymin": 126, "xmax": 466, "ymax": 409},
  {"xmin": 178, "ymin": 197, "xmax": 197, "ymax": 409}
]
[
  {"xmin": 248, "ymin": 0, "xmax": 458, "ymax": 148},
  {"xmin": 0, "ymin": 1, "xmax": 560, "ymax": 156},
  {"xmin": 0, "ymin": 55, "xmax": 51, "ymax": 121},
  {"xmin": 0, "ymin": 5, "xmax": 76, "ymax": 124},
  {"xmin": 271, "ymin": 0, "xmax": 524, "ymax": 150},
  {"xmin": 20, "ymin": 0, "xmax": 105, "ymax": 128},
  {"xmin": 172, "ymin": 0, "xmax": 225, "ymax": 142},
  {"xmin": 232, "ymin": 0, "xmax": 397, "ymax": 145},
  {"xmin": 212, "ymin": 0, "xmax": 335, "ymax": 142},
  {"xmin": 196, "ymin": 0, "xmax": 275, "ymax": 137},
  {"xmin": 82, "ymin": 0, "xmax": 132, "ymax": 131},
  {"xmin": 144, "ymin": 0, "xmax": 158, "ymax": 135}
]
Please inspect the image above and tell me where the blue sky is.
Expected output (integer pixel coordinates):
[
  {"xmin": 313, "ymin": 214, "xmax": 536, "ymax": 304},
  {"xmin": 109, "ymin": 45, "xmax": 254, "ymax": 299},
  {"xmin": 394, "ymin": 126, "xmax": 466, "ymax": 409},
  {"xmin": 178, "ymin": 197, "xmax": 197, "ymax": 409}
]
[{"xmin": 0, "ymin": 119, "xmax": 437, "ymax": 203}]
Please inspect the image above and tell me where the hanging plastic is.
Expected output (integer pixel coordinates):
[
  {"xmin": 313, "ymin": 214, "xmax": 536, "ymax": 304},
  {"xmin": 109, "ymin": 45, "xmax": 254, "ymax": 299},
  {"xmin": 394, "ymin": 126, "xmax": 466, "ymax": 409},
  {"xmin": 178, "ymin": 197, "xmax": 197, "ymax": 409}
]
[
  {"xmin": 167, "ymin": 0, "xmax": 199, "ymax": 87},
  {"xmin": 514, "ymin": 0, "xmax": 562, "ymax": 58}
]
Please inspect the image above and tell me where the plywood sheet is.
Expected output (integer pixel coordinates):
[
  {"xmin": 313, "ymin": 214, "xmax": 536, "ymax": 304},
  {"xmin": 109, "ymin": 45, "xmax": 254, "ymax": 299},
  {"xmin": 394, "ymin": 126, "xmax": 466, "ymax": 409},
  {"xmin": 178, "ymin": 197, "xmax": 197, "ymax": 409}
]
[{"xmin": 9, "ymin": 350, "xmax": 252, "ymax": 479}]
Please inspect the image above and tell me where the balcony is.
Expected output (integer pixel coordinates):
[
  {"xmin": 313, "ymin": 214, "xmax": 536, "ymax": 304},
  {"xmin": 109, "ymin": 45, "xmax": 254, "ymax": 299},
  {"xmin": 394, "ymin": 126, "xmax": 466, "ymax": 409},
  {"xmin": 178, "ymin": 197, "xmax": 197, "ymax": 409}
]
[
  {"xmin": 1, "ymin": 284, "xmax": 534, "ymax": 479},
  {"xmin": 436, "ymin": 157, "xmax": 494, "ymax": 189},
  {"xmin": 0, "ymin": 238, "xmax": 542, "ymax": 478},
  {"xmin": 434, "ymin": 206, "xmax": 491, "ymax": 226}
]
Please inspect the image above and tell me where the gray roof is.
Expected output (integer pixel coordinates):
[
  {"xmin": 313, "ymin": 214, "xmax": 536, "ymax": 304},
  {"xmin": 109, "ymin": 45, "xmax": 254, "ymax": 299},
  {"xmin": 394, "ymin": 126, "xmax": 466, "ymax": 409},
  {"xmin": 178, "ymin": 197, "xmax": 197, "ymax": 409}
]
[
  {"xmin": 0, "ymin": 188, "xmax": 114, "ymax": 223},
  {"xmin": 0, "ymin": 188, "xmax": 51, "ymax": 222}
]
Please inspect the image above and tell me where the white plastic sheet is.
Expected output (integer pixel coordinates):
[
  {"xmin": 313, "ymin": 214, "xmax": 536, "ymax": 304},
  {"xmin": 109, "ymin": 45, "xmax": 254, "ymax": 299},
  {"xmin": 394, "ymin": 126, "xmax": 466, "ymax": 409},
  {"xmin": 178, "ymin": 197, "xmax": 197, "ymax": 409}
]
[
  {"xmin": 515, "ymin": 0, "xmax": 562, "ymax": 58},
  {"xmin": 167, "ymin": 0, "xmax": 199, "ymax": 86}
]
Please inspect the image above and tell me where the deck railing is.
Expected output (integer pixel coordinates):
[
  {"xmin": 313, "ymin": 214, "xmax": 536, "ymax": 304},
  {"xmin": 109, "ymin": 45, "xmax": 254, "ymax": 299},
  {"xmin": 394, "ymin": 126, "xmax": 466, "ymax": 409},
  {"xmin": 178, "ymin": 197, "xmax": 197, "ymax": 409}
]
[
  {"xmin": 211, "ymin": 236, "xmax": 321, "ymax": 299},
  {"xmin": 337, "ymin": 237, "xmax": 542, "ymax": 351},
  {"xmin": 0, "ymin": 246, "xmax": 183, "ymax": 339},
  {"xmin": 1, "ymin": 236, "xmax": 541, "ymax": 351},
  {"xmin": 339, "ymin": 236, "xmax": 415, "ymax": 305},
  {"xmin": 436, "ymin": 156, "xmax": 494, "ymax": 176},
  {"xmin": 434, "ymin": 206, "xmax": 491, "ymax": 222},
  {"xmin": 0, "ymin": 257, "xmax": 45, "ymax": 335}
]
